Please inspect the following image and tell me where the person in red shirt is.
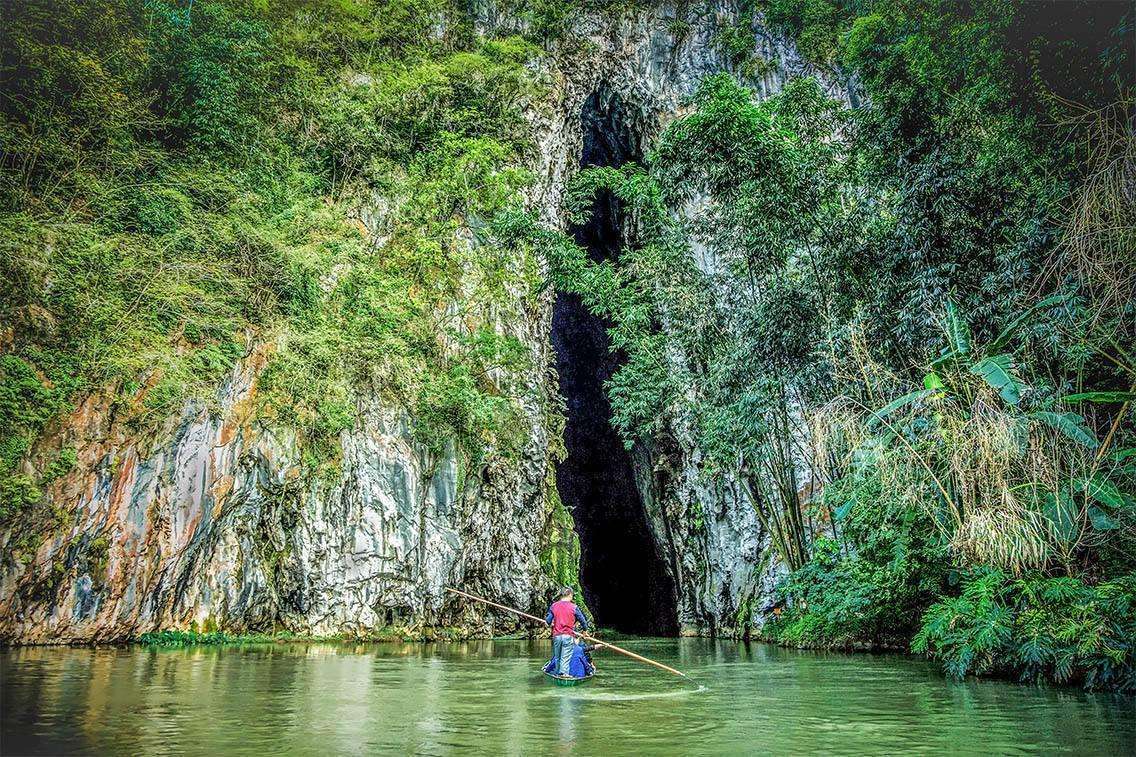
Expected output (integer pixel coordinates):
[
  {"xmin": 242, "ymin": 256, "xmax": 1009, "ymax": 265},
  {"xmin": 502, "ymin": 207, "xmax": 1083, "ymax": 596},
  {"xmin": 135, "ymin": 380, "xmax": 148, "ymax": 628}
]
[{"xmin": 544, "ymin": 587, "xmax": 589, "ymax": 676}]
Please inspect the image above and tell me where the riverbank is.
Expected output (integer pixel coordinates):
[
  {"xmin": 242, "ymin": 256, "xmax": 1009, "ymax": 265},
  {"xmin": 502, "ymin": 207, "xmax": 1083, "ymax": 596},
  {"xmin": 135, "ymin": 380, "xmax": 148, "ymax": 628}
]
[
  {"xmin": 8, "ymin": 616, "xmax": 1133, "ymax": 697},
  {"xmin": 0, "ymin": 626, "xmax": 539, "ymax": 649}
]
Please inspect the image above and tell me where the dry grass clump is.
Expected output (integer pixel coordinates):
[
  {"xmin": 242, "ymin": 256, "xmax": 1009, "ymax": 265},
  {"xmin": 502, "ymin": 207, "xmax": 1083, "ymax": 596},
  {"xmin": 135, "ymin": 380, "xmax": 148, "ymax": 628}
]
[
  {"xmin": 1039, "ymin": 96, "xmax": 1136, "ymax": 337},
  {"xmin": 810, "ymin": 363, "xmax": 1104, "ymax": 574}
]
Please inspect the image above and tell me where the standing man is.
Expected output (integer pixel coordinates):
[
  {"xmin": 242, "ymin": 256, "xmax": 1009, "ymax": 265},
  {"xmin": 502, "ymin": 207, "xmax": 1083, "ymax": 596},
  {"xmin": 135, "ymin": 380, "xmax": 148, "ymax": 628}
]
[{"xmin": 545, "ymin": 587, "xmax": 588, "ymax": 675}]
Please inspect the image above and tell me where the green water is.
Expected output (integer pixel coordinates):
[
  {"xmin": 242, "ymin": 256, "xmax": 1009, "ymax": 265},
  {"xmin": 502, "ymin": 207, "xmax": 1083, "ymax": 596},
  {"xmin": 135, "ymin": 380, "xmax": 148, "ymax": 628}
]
[{"xmin": 2, "ymin": 639, "xmax": 1132, "ymax": 755}]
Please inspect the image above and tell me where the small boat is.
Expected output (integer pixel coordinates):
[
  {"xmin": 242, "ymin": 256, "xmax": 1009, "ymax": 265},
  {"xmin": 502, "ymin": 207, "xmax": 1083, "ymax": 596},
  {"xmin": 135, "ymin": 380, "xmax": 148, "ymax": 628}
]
[{"xmin": 543, "ymin": 669, "xmax": 595, "ymax": 686}]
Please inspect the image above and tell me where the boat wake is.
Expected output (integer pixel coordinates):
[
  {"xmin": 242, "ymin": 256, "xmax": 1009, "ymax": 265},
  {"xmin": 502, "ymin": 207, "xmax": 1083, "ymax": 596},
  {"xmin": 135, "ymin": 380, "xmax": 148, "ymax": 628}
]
[{"xmin": 541, "ymin": 684, "xmax": 709, "ymax": 701}]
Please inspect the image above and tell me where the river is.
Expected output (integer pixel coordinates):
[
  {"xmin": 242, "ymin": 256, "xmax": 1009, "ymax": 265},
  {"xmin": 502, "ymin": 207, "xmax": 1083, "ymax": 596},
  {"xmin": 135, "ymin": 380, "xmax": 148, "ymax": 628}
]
[{"xmin": 2, "ymin": 639, "xmax": 1132, "ymax": 755}]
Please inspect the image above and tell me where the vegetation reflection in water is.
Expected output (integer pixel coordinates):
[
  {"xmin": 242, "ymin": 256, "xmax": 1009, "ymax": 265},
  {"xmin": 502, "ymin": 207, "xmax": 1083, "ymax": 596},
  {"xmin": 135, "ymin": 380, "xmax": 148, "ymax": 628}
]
[{"xmin": 3, "ymin": 639, "xmax": 1133, "ymax": 756}]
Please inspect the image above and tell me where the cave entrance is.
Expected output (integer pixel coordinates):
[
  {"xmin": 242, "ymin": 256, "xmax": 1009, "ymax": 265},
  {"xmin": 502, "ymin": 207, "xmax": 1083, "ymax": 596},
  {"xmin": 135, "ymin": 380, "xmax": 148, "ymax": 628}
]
[{"xmin": 551, "ymin": 88, "xmax": 678, "ymax": 636}]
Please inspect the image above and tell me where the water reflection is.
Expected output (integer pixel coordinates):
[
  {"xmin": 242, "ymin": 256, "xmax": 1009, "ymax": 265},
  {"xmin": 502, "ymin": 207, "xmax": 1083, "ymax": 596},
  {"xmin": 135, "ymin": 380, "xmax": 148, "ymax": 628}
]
[
  {"xmin": 555, "ymin": 690, "xmax": 580, "ymax": 754},
  {"xmin": 2, "ymin": 640, "xmax": 1133, "ymax": 756}
]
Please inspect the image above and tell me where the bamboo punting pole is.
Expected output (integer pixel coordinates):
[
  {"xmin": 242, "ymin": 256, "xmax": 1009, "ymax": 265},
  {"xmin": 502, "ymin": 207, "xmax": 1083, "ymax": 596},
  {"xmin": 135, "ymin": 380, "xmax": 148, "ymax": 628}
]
[
  {"xmin": 572, "ymin": 630, "xmax": 687, "ymax": 679},
  {"xmin": 446, "ymin": 587, "xmax": 688, "ymax": 679}
]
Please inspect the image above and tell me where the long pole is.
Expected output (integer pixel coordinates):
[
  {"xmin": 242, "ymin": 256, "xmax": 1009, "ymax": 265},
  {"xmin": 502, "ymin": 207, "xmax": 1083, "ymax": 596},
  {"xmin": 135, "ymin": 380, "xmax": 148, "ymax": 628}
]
[{"xmin": 446, "ymin": 587, "xmax": 688, "ymax": 679}]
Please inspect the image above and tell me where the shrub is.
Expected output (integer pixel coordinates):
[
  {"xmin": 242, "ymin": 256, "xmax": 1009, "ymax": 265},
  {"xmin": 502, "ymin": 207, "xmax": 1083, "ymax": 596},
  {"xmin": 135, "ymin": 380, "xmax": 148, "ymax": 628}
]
[
  {"xmin": 0, "ymin": 474, "xmax": 41, "ymax": 525},
  {"xmin": 762, "ymin": 474, "xmax": 950, "ymax": 648},
  {"xmin": 137, "ymin": 630, "xmax": 273, "ymax": 646}
]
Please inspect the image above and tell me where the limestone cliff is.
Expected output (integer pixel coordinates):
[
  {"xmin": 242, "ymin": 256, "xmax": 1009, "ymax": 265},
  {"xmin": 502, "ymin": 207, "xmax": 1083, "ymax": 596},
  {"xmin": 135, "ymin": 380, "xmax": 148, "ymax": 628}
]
[{"xmin": 0, "ymin": 1, "xmax": 838, "ymax": 643}]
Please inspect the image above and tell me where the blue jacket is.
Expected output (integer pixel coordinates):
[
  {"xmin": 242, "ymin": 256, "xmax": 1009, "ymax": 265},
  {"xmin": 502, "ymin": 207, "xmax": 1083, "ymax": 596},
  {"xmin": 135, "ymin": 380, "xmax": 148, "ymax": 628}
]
[{"xmin": 568, "ymin": 642, "xmax": 594, "ymax": 678}]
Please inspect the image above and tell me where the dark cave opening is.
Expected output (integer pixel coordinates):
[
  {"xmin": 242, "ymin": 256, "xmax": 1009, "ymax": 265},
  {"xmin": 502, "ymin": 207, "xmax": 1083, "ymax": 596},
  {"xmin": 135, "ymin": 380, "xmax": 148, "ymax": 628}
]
[{"xmin": 551, "ymin": 89, "xmax": 678, "ymax": 636}]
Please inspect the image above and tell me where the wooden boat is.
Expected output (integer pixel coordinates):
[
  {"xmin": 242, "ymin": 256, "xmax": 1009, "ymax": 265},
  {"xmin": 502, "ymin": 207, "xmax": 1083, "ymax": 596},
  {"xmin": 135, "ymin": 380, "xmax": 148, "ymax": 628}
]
[{"xmin": 543, "ymin": 669, "xmax": 595, "ymax": 686}]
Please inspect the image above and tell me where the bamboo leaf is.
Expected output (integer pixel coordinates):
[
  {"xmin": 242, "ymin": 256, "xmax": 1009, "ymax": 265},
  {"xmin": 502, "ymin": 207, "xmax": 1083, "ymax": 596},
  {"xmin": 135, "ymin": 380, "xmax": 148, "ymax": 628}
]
[
  {"xmin": 1031, "ymin": 411, "xmax": 1100, "ymax": 448},
  {"xmin": 970, "ymin": 354, "xmax": 1022, "ymax": 405},
  {"xmin": 988, "ymin": 294, "xmax": 1069, "ymax": 352},
  {"xmin": 868, "ymin": 388, "xmax": 934, "ymax": 424}
]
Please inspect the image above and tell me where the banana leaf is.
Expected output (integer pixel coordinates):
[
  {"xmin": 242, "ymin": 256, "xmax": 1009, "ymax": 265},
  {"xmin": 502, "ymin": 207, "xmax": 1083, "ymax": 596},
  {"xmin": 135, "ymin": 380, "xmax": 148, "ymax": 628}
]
[
  {"xmin": 1031, "ymin": 411, "xmax": 1099, "ymax": 448},
  {"xmin": 970, "ymin": 354, "xmax": 1022, "ymax": 405}
]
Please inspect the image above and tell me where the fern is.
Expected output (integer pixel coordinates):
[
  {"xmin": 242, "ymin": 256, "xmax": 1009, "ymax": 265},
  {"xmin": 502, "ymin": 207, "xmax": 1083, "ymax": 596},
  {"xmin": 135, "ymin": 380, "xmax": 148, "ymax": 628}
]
[{"xmin": 917, "ymin": 570, "xmax": 1136, "ymax": 690}]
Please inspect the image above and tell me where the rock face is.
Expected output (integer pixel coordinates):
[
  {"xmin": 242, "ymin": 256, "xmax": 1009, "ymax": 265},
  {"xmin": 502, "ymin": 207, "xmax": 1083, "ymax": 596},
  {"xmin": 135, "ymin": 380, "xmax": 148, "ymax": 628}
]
[
  {"xmin": 0, "ymin": 1, "xmax": 835, "ymax": 643},
  {"xmin": 0, "ymin": 331, "xmax": 563, "ymax": 642}
]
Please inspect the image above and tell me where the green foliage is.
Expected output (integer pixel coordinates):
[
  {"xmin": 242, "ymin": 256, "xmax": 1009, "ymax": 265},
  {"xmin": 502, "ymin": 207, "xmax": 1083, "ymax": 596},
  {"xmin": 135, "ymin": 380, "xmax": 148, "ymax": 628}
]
[
  {"xmin": 539, "ymin": 484, "xmax": 590, "ymax": 620},
  {"xmin": 854, "ymin": 300, "xmax": 1131, "ymax": 574},
  {"xmin": 43, "ymin": 448, "xmax": 78, "ymax": 484},
  {"xmin": 0, "ymin": 474, "xmax": 41, "ymax": 526},
  {"xmin": 146, "ymin": 0, "xmax": 276, "ymax": 154},
  {"xmin": 515, "ymin": 0, "xmax": 582, "ymax": 41},
  {"xmin": 758, "ymin": 0, "xmax": 844, "ymax": 63},
  {"xmin": 137, "ymin": 629, "xmax": 279, "ymax": 646},
  {"xmin": 1030, "ymin": 411, "xmax": 1100, "ymax": 449},
  {"xmin": 914, "ymin": 569, "xmax": 1136, "ymax": 691},
  {"xmin": 968, "ymin": 355, "xmax": 1021, "ymax": 405},
  {"xmin": 819, "ymin": 1, "xmax": 1136, "ymax": 361},
  {"xmin": 136, "ymin": 625, "xmax": 429, "ymax": 645},
  {"xmin": 414, "ymin": 360, "xmax": 524, "ymax": 458},
  {"xmin": 714, "ymin": 4, "xmax": 759, "ymax": 66},
  {"xmin": 0, "ymin": 354, "xmax": 68, "ymax": 468},
  {"xmin": 1065, "ymin": 392, "xmax": 1136, "ymax": 405},
  {"xmin": 0, "ymin": 353, "xmax": 73, "ymax": 528},
  {"xmin": 1, "ymin": 0, "xmax": 546, "ymax": 493},
  {"xmin": 501, "ymin": 0, "xmax": 646, "ymax": 42}
]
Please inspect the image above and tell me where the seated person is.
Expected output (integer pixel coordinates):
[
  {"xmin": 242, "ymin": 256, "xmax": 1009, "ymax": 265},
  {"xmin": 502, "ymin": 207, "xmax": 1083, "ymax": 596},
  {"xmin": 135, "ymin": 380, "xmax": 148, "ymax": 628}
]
[
  {"xmin": 543, "ymin": 638, "xmax": 603, "ymax": 678},
  {"xmin": 568, "ymin": 638, "xmax": 601, "ymax": 678}
]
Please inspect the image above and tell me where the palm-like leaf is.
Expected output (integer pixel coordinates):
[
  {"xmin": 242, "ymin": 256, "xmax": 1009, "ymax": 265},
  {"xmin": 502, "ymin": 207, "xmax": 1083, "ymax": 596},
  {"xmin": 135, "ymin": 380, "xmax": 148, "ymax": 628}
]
[
  {"xmin": 944, "ymin": 300, "xmax": 972, "ymax": 356},
  {"xmin": 1079, "ymin": 475, "xmax": 1133, "ymax": 510}
]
